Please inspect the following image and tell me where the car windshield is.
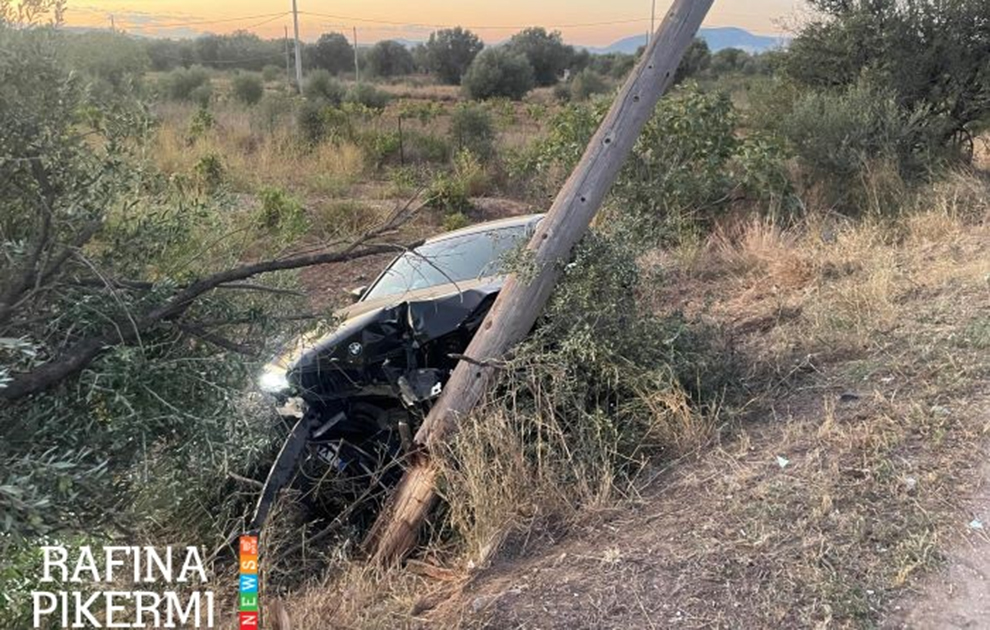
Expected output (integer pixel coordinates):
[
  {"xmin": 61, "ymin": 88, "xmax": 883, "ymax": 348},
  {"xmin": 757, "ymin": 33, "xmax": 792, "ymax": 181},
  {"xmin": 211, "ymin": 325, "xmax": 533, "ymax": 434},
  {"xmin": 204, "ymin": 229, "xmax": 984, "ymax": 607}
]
[{"xmin": 363, "ymin": 223, "xmax": 532, "ymax": 301}]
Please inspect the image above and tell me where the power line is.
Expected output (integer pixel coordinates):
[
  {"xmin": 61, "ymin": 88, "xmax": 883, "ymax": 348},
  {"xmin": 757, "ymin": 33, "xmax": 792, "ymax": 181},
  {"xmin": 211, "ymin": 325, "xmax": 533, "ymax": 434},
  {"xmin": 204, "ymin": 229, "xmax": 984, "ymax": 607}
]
[
  {"xmin": 137, "ymin": 11, "xmax": 289, "ymax": 29},
  {"xmin": 298, "ymin": 10, "xmax": 653, "ymax": 30}
]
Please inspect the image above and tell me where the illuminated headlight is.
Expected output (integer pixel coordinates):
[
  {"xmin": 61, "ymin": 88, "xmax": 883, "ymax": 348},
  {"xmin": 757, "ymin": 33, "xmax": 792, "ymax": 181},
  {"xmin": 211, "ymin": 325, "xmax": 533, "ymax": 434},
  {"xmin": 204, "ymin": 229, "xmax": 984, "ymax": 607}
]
[{"xmin": 258, "ymin": 369, "xmax": 291, "ymax": 395}]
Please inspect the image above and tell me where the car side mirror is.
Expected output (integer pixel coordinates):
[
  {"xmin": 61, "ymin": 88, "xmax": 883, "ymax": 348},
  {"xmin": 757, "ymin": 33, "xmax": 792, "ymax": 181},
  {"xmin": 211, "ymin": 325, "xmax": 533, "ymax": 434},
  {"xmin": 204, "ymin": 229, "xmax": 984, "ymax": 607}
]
[{"xmin": 348, "ymin": 286, "xmax": 367, "ymax": 303}]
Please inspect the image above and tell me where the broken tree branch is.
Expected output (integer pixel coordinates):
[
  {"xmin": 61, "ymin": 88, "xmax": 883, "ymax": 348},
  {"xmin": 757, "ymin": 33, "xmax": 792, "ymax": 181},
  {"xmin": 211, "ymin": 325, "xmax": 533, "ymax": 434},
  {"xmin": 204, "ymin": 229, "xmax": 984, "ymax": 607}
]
[
  {"xmin": 0, "ymin": 239, "xmax": 421, "ymax": 402},
  {"xmin": 365, "ymin": 0, "xmax": 715, "ymax": 564}
]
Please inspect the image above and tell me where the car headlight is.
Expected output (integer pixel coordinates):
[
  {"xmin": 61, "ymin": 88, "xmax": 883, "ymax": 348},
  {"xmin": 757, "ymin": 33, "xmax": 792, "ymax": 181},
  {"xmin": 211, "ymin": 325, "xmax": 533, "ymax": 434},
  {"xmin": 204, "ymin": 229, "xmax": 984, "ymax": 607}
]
[{"xmin": 258, "ymin": 369, "xmax": 291, "ymax": 395}]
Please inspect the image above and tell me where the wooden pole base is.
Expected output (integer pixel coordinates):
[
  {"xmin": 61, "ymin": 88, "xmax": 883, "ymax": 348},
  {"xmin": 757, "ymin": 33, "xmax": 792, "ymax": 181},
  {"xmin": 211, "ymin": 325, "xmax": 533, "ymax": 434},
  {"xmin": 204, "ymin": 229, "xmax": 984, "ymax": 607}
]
[{"xmin": 365, "ymin": 455, "xmax": 438, "ymax": 565}]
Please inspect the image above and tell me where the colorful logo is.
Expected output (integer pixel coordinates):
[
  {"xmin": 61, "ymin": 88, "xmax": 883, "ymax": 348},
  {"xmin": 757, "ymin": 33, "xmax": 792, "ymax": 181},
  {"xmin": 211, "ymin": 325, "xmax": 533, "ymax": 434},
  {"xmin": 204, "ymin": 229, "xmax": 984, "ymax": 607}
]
[{"xmin": 239, "ymin": 536, "xmax": 259, "ymax": 629}]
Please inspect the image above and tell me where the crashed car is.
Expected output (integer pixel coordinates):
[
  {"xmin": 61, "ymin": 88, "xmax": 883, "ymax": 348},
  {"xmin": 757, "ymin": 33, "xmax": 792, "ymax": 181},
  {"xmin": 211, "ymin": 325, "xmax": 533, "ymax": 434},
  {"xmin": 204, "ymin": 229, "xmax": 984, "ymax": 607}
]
[{"xmin": 249, "ymin": 214, "xmax": 543, "ymax": 530}]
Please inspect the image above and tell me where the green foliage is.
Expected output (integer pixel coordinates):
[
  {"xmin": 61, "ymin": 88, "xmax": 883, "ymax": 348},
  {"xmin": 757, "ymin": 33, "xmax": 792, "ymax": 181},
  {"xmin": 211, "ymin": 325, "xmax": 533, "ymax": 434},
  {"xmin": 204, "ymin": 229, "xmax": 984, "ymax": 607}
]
[
  {"xmin": 189, "ymin": 82, "xmax": 213, "ymax": 107},
  {"xmin": 425, "ymin": 27, "xmax": 484, "ymax": 85},
  {"xmin": 462, "ymin": 47, "xmax": 535, "ymax": 101},
  {"xmin": 0, "ymin": 16, "xmax": 306, "ymax": 579},
  {"xmin": 783, "ymin": 0, "xmax": 990, "ymax": 154},
  {"xmin": 506, "ymin": 27, "xmax": 574, "ymax": 87},
  {"xmin": 161, "ymin": 65, "xmax": 211, "ymax": 101},
  {"xmin": 674, "ymin": 38, "xmax": 711, "ymax": 84},
  {"xmin": 400, "ymin": 130, "xmax": 451, "ymax": 164},
  {"xmin": 251, "ymin": 92, "xmax": 292, "ymax": 136},
  {"xmin": 774, "ymin": 80, "xmax": 937, "ymax": 211},
  {"xmin": 366, "ymin": 40, "xmax": 415, "ymax": 77},
  {"xmin": 231, "ymin": 72, "xmax": 264, "ymax": 105},
  {"xmin": 442, "ymin": 212, "xmax": 472, "ymax": 231},
  {"xmin": 450, "ymin": 103, "xmax": 496, "ymax": 159},
  {"xmin": 588, "ymin": 52, "xmax": 636, "ymax": 80},
  {"xmin": 194, "ymin": 152, "xmax": 225, "ymax": 190},
  {"xmin": 519, "ymin": 85, "xmax": 797, "ymax": 241},
  {"xmin": 62, "ymin": 30, "xmax": 149, "ymax": 87},
  {"xmin": 568, "ymin": 68, "xmax": 610, "ymax": 102},
  {"xmin": 296, "ymin": 100, "xmax": 328, "ymax": 144},
  {"xmin": 451, "ymin": 230, "xmax": 735, "ymax": 522},
  {"xmin": 303, "ymin": 69, "xmax": 345, "ymax": 105},
  {"xmin": 344, "ymin": 83, "xmax": 391, "ymax": 109},
  {"xmin": 188, "ymin": 105, "xmax": 215, "ymax": 137},
  {"xmin": 309, "ymin": 32, "xmax": 354, "ymax": 75},
  {"xmin": 427, "ymin": 171, "xmax": 473, "ymax": 215},
  {"xmin": 256, "ymin": 186, "xmax": 308, "ymax": 241},
  {"xmin": 261, "ymin": 63, "xmax": 281, "ymax": 82}
]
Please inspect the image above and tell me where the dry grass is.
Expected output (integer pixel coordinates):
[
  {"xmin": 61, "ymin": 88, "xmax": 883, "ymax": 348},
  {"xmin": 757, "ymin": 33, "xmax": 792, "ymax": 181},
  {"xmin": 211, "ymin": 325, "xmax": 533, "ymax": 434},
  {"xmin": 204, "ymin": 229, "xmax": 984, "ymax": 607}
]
[
  {"xmin": 269, "ymin": 171, "xmax": 990, "ymax": 629},
  {"xmin": 152, "ymin": 102, "xmax": 367, "ymax": 195}
]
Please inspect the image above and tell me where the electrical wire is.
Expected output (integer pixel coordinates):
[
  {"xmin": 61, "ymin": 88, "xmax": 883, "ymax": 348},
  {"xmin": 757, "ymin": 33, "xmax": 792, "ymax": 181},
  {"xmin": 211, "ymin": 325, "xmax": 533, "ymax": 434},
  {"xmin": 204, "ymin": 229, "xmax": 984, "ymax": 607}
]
[
  {"xmin": 132, "ymin": 11, "xmax": 289, "ymax": 29},
  {"xmin": 299, "ymin": 10, "xmax": 653, "ymax": 31}
]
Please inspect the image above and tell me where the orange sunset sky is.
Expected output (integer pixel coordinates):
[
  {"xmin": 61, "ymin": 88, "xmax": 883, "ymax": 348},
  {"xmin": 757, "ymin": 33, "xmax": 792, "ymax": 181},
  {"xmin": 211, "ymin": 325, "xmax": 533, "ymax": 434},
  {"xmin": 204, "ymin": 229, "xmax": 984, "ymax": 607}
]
[{"xmin": 63, "ymin": 1, "xmax": 806, "ymax": 46}]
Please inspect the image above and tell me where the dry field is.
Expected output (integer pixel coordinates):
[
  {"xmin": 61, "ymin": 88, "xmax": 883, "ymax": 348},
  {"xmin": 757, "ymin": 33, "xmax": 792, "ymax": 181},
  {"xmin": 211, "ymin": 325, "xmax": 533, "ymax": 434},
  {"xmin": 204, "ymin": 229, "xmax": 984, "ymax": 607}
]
[{"xmin": 240, "ymin": 170, "xmax": 990, "ymax": 628}]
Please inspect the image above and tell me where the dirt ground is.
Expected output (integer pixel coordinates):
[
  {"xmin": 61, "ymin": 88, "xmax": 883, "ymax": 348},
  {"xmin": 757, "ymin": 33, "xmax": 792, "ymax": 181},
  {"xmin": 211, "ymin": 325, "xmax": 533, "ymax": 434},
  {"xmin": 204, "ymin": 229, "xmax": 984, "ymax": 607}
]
[{"xmin": 885, "ymin": 453, "xmax": 990, "ymax": 629}]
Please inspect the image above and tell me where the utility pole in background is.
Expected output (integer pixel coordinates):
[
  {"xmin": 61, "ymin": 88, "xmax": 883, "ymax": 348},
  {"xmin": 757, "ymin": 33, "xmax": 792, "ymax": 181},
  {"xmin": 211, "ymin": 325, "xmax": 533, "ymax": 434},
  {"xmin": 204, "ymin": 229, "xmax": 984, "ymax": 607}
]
[
  {"xmin": 353, "ymin": 27, "xmax": 360, "ymax": 84},
  {"xmin": 649, "ymin": 0, "xmax": 656, "ymax": 45},
  {"xmin": 109, "ymin": 14, "xmax": 115, "ymax": 31},
  {"xmin": 284, "ymin": 26, "xmax": 292, "ymax": 88},
  {"xmin": 291, "ymin": 0, "xmax": 303, "ymax": 91}
]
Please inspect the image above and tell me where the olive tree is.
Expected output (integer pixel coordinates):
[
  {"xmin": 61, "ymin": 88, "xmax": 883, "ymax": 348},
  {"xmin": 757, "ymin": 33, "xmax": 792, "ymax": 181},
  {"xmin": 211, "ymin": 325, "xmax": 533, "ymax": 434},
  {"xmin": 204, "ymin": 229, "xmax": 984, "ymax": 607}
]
[
  {"xmin": 309, "ymin": 32, "xmax": 354, "ymax": 75},
  {"xmin": 425, "ymin": 27, "xmax": 484, "ymax": 85},
  {"xmin": 367, "ymin": 40, "xmax": 415, "ymax": 77},
  {"xmin": 0, "ymin": 3, "xmax": 419, "ymax": 554},
  {"xmin": 784, "ymin": 0, "xmax": 990, "ymax": 154},
  {"xmin": 506, "ymin": 27, "xmax": 574, "ymax": 87},
  {"xmin": 462, "ymin": 47, "xmax": 535, "ymax": 100}
]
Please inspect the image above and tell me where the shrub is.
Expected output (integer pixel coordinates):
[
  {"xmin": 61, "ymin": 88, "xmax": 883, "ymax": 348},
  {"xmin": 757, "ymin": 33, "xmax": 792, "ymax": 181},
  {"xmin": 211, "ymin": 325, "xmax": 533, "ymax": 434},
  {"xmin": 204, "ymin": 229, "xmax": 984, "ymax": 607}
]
[
  {"xmin": 427, "ymin": 171, "xmax": 473, "ymax": 214},
  {"xmin": 776, "ymin": 80, "xmax": 939, "ymax": 210},
  {"xmin": 451, "ymin": 149, "xmax": 489, "ymax": 196},
  {"xmin": 297, "ymin": 100, "xmax": 328, "ymax": 144},
  {"xmin": 303, "ymin": 69, "xmax": 345, "ymax": 104},
  {"xmin": 251, "ymin": 93, "xmax": 293, "ymax": 136},
  {"xmin": 261, "ymin": 64, "xmax": 281, "ymax": 82},
  {"xmin": 189, "ymin": 82, "xmax": 213, "ymax": 107},
  {"xmin": 188, "ymin": 106, "xmax": 215, "ymax": 138},
  {"xmin": 231, "ymin": 72, "xmax": 264, "ymax": 105},
  {"xmin": 569, "ymin": 68, "xmax": 609, "ymax": 102},
  {"xmin": 311, "ymin": 200, "xmax": 377, "ymax": 239},
  {"xmin": 520, "ymin": 85, "xmax": 793, "ymax": 242},
  {"xmin": 162, "ymin": 65, "xmax": 211, "ymax": 101},
  {"xmin": 425, "ymin": 27, "xmax": 484, "ymax": 85},
  {"xmin": 783, "ymin": 0, "xmax": 990, "ymax": 153},
  {"xmin": 366, "ymin": 40, "xmax": 415, "ymax": 77},
  {"xmin": 506, "ymin": 27, "xmax": 574, "ymax": 87},
  {"xmin": 462, "ymin": 48, "xmax": 535, "ymax": 101},
  {"xmin": 442, "ymin": 211, "xmax": 471, "ymax": 231},
  {"xmin": 193, "ymin": 152, "xmax": 224, "ymax": 190},
  {"xmin": 310, "ymin": 32, "xmax": 354, "ymax": 75},
  {"xmin": 402, "ymin": 130, "xmax": 451, "ymax": 163},
  {"xmin": 344, "ymin": 83, "xmax": 391, "ymax": 109},
  {"xmin": 441, "ymin": 230, "xmax": 733, "ymax": 555},
  {"xmin": 450, "ymin": 103, "xmax": 496, "ymax": 159},
  {"xmin": 256, "ymin": 186, "xmax": 308, "ymax": 240}
]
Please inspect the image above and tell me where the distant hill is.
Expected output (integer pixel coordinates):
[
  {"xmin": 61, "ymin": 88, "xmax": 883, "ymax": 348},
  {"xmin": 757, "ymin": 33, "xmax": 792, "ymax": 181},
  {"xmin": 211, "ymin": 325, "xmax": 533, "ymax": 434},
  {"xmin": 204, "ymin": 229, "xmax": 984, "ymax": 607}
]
[{"xmin": 589, "ymin": 27, "xmax": 789, "ymax": 55}]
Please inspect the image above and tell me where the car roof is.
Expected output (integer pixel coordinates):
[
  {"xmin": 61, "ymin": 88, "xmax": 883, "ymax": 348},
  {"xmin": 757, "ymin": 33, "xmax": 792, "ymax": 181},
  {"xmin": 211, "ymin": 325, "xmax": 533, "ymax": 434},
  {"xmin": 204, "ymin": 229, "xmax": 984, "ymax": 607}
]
[{"xmin": 423, "ymin": 213, "xmax": 545, "ymax": 245}]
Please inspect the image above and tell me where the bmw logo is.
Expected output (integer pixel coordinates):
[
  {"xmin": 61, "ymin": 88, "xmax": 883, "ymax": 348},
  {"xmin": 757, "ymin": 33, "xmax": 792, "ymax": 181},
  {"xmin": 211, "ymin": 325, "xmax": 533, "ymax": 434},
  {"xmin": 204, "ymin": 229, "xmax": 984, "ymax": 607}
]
[{"xmin": 347, "ymin": 342, "xmax": 363, "ymax": 357}]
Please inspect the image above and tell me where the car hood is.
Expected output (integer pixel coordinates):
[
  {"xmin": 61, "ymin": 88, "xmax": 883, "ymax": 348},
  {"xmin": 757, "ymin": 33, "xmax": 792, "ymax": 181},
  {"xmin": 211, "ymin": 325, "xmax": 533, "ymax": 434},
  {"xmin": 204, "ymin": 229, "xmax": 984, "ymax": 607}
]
[{"xmin": 262, "ymin": 276, "xmax": 504, "ymax": 384}]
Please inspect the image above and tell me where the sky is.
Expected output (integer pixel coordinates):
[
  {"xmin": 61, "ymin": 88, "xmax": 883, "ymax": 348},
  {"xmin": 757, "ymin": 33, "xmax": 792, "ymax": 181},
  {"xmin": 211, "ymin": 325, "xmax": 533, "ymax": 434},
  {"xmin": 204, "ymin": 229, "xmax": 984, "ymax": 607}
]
[{"xmin": 64, "ymin": 1, "xmax": 806, "ymax": 46}]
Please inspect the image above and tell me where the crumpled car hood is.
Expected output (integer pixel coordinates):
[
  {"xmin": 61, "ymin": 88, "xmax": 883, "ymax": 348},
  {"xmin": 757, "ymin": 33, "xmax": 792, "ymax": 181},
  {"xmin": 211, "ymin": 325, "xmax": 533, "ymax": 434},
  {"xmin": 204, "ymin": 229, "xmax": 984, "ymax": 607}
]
[{"xmin": 262, "ymin": 276, "xmax": 504, "ymax": 398}]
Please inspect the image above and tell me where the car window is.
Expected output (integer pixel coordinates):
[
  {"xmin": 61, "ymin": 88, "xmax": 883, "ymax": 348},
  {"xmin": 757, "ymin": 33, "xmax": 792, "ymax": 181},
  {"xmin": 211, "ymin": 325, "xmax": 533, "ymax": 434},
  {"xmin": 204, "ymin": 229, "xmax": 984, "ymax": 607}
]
[{"xmin": 363, "ymin": 223, "xmax": 532, "ymax": 301}]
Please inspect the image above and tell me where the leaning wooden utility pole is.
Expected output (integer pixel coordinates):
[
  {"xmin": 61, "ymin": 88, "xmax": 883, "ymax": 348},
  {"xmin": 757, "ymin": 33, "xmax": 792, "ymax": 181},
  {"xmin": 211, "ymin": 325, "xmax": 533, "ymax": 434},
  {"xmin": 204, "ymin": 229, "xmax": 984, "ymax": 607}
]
[
  {"xmin": 291, "ymin": 0, "xmax": 303, "ymax": 91},
  {"xmin": 366, "ymin": 0, "xmax": 716, "ymax": 564}
]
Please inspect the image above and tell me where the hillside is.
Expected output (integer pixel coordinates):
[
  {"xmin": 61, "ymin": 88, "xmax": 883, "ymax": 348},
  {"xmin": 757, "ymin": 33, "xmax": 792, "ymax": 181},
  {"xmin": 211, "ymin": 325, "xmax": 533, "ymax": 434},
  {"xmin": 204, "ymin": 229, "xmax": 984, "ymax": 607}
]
[{"xmin": 589, "ymin": 27, "xmax": 789, "ymax": 54}]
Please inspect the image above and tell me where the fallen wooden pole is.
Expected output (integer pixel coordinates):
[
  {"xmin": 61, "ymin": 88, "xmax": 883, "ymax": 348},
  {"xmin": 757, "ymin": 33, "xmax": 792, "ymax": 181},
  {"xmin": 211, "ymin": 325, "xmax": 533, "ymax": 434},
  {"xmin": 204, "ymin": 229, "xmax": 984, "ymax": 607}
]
[{"xmin": 366, "ymin": 0, "xmax": 716, "ymax": 564}]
